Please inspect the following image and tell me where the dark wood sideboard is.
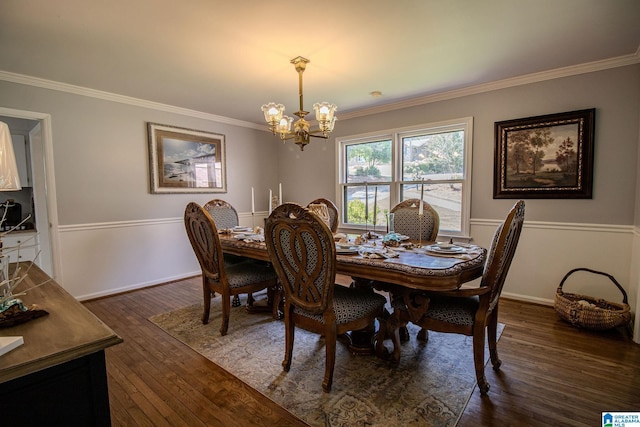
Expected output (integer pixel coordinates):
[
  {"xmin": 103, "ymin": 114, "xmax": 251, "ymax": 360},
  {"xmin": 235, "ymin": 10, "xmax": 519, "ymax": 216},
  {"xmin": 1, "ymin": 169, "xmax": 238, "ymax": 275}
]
[{"xmin": 0, "ymin": 264, "xmax": 122, "ymax": 426}]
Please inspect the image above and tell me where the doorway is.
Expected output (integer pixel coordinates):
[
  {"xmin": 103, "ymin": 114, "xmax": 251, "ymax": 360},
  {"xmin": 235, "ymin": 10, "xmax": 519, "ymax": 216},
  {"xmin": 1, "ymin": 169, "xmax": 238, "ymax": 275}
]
[{"xmin": 0, "ymin": 108, "xmax": 60, "ymax": 279}]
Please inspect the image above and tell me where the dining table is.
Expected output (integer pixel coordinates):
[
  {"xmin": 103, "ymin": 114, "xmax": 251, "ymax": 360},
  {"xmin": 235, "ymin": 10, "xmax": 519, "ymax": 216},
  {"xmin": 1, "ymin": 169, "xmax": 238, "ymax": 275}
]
[{"xmin": 218, "ymin": 230, "xmax": 487, "ymax": 359}]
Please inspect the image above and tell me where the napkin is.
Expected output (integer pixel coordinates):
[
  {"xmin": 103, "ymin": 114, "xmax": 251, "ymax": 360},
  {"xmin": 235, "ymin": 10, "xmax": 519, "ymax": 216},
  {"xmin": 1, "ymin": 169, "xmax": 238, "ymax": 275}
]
[
  {"xmin": 242, "ymin": 235, "xmax": 264, "ymax": 243},
  {"xmin": 359, "ymin": 247, "xmax": 399, "ymax": 259},
  {"xmin": 422, "ymin": 245, "xmax": 481, "ymax": 260}
]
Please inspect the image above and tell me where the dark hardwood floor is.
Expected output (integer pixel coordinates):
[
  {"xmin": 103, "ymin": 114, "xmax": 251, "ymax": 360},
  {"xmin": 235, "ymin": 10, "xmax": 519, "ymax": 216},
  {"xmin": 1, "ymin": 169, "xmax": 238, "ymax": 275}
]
[{"xmin": 84, "ymin": 275, "xmax": 640, "ymax": 427}]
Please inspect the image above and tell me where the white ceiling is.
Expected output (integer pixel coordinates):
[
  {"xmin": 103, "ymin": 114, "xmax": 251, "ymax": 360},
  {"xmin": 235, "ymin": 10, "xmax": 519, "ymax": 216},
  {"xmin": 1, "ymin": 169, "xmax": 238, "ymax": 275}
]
[{"xmin": 1, "ymin": 0, "xmax": 639, "ymax": 126}]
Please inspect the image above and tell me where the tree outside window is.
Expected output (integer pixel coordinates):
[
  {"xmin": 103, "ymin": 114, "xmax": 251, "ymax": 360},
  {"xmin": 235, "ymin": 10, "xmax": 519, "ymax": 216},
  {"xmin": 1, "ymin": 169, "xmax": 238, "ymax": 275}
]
[{"xmin": 339, "ymin": 118, "xmax": 473, "ymax": 236}]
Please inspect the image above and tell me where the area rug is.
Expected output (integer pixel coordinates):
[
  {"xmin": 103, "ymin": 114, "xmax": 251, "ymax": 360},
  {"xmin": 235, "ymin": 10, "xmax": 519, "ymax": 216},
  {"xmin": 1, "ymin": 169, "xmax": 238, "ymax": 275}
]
[{"xmin": 149, "ymin": 297, "xmax": 503, "ymax": 427}]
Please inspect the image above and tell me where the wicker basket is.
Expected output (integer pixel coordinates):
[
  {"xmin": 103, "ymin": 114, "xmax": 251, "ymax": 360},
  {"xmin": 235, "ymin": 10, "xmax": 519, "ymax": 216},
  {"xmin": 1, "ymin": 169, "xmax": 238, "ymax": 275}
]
[{"xmin": 554, "ymin": 268, "xmax": 631, "ymax": 330}]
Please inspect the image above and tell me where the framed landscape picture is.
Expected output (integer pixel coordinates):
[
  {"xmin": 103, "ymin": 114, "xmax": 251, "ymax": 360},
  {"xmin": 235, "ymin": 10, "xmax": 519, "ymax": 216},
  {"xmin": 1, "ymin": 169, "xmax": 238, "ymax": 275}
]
[
  {"xmin": 493, "ymin": 108, "xmax": 595, "ymax": 199},
  {"xmin": 147, "ymin": 123, "xmax": 226, "ymax": 194}
]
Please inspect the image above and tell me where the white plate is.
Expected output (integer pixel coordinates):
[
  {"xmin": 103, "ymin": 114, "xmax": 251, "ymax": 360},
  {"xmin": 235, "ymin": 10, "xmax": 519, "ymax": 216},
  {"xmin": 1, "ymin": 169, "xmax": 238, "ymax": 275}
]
[
  {"xmin": 336, "ymin": 242, "xmax": 358, "ymax": 249},
  {"xmin": 435, "ymin": 243, "xmax": 455, "ymax": 249},
  {"xmin": 336, "ymin": 248, "xmax": 359, "ymax": 254},
  {"xmin": 232, "ymin": 226, "xmax": 253, "ymax": 232},
  {"xmin": 425, "ymin": 244, "xmax": 466, "ymax": 254}
]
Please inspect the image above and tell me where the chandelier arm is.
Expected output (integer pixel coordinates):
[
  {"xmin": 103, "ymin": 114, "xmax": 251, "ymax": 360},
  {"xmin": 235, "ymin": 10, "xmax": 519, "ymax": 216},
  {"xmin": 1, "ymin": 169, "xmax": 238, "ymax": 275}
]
[
  {"xmin": 280, "ymin": 133, "xmax": 297, "ymax": 141},
  {"xmin": 308, "ymin": 131, "xmax": 329, "ymax": 139}
]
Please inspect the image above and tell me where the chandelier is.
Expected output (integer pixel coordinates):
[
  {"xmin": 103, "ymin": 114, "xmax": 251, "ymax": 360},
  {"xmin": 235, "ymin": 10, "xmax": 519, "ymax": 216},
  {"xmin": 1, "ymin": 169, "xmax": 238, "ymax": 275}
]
[{"xmin": 261, "ymin": 56, "xmax": 337, "ymax": 151}]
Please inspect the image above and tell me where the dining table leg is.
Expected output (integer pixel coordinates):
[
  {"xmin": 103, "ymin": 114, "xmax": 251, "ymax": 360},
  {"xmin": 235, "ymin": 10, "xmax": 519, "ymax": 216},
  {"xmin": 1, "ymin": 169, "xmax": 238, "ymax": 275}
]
[
  {"xmin": 377, "ymin": 288, "xmax": 432, "ymax": 363},
  {"xmin": 338, "ymin": 277, "xmax": 381, "ymax": 355}
]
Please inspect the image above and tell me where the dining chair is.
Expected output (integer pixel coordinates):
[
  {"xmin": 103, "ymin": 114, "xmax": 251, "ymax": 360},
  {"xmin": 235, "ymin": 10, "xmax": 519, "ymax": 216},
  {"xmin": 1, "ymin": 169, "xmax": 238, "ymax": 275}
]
[
  {"xmin": 400, "ymin": 200, "xmax": 525, "ymax": 395},
  {"xmin": 265, "ymin": 203, "xmax": 387, "ymax": 392},
  {"xmin": 306, "ymin": 198, "xmax": 339, "ymax": 233},
  {"xmin": 203, "ymin": 199, "xmax": 240, "ymax": 231},
  {"xmin": 204, "ymin": 199, "xmax": 252, "ymax": 307},
  {"xmin": 377, "ymin": 198, "xmax": 440, "ymax": 341},
  {"xmin": 184, "ymin": 202, "xmax": 279, "ymax": 335},
  {"xmin": 390, "ymin": 198, "xmax": 440, "ymax": 241}
]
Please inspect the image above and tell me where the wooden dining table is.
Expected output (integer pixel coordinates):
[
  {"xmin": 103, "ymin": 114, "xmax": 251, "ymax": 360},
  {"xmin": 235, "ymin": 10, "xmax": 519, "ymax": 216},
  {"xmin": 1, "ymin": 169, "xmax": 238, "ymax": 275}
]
[
  {"xmin": 220, "ymin": 234, "xmax": 486, "ymax": 290},
  {"xmin": 218, "ymin": 232, "xmax": 487, "ymax": 358}
]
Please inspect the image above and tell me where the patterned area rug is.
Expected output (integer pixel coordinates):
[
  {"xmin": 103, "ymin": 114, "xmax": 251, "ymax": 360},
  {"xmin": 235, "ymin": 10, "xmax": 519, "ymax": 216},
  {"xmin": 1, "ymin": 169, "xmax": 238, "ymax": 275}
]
[{"xmin": 149, "ymin": 297, "xmax": 503, "ymax": 427}]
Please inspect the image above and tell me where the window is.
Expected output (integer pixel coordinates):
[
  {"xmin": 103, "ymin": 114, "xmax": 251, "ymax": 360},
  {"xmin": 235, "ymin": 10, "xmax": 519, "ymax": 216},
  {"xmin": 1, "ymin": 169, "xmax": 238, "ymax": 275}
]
[{"xmin": 338, "ymin": 117, "xmax": 473, "ymax": 237}]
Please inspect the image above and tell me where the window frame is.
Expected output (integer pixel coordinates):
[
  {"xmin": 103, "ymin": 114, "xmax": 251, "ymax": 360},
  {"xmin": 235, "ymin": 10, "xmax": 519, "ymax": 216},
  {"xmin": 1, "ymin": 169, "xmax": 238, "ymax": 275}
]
[{"xmin": 337, "ymin": 117, "xmax": 473, "ymax": 239}]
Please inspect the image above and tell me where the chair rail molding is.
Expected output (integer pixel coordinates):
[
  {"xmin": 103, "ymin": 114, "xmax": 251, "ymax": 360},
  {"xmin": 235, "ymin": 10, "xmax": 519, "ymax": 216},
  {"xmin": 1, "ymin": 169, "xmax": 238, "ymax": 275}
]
[
  {"xmin": 59, "ymin": 216, "xmax": 636, "ymax": 321},
  {"xmin": 470, "ymin": 219, "xmax": 635, "ymax": 314}
]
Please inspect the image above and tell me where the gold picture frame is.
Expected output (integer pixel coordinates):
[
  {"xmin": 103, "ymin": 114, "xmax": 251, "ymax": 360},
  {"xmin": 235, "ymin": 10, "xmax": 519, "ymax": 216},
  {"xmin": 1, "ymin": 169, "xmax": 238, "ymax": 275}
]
[{"xmin": 147, "ymin": 123, "xmax": 226, "ymax": 194}]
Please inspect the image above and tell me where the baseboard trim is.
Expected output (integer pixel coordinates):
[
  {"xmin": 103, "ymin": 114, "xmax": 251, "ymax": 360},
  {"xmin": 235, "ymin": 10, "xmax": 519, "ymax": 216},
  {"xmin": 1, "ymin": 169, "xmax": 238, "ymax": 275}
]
[
  {"xmin": 501, "ymin": 291, "xmax": 554, "ymax": 306},
  {"xmin": 76, "ymin": 270, "xmax": 201, "ymax": 302}
]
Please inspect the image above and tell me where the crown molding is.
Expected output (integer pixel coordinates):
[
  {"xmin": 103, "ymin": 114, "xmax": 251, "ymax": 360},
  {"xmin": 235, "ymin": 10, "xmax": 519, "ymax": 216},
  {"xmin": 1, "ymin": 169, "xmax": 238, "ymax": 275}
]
[
  {"xmin": 2, "ymin": 52, "xmax": 638, "ymax": 126},
  {"xmin": 339, "ymin": 53, "xmax": 640, "ymax": 120},
  {"xmin": 0, "ymin": 70, "xmax": 263, "ymax": 130}
]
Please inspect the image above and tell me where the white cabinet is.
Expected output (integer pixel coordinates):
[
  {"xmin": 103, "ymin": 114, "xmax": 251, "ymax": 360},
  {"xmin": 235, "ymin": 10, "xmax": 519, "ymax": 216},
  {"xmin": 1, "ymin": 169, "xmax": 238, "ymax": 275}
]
[
  {"xmin": 1, "ymin": 232, "xmax": 38, "ymax": 263},
  {"xmin": 10, "ymin": 134, "xmax": 31, "ymax": 187}
]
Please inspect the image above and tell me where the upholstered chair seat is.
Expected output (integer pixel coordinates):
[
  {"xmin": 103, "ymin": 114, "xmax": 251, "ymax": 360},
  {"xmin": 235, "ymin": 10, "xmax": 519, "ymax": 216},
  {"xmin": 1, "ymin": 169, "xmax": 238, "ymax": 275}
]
[
  {"xmin": 225, "ymin": 262, "xmax": 279, "ymax": 290},
  {"xmin": 294, "ymin": 285, "xmax": 386, "ymax": 325},
  {"xmin": 391, "ymin": 295, "xmax": 480, "ymax": 327}
]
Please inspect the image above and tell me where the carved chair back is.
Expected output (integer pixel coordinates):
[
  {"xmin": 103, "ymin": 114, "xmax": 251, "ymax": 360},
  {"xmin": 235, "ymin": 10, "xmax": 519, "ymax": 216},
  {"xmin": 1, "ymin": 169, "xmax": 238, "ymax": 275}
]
[
  {"xmin": 480, "ymin": 200, "xmax": 525, "ymax": 313},
  {"xmin": 184, "ymin": 202, "xmax": 225, "ymax": 282},
  {"xmin": 307, "ymin": 198, "xmax": 339, "ymax": 233},
  {"xmin": 390, "ymin": 198, "xmax": 440, "ymax": 241},
  {"xmin": 203, "ymin": 199, "xmax": 239, "ymax": 230},
  {"xmin": 265, "ymin": 203, "xmax": 336, "ymax": 314}
]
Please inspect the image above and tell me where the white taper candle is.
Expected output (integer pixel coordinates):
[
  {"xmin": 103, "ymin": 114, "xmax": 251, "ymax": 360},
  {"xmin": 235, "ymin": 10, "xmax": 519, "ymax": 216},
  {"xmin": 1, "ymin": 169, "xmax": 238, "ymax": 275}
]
[
  {"xmin": 373, "ymin": 186, "xmax": 377, "ymax": 225},
  {"xmin": 419, "ymin": 180, "xmax": 424, "ymax": 215},
  {"xmin": 365, "ymin": 182, "xmax": 369, "ymax": 221}
]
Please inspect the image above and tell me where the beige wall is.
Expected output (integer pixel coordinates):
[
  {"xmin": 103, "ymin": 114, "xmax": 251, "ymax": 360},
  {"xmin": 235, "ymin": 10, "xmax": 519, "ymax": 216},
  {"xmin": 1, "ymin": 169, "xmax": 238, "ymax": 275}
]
[
  {"xmin": 281, "ymin": 65, "xmax": 640, "ymax": 226},
  {"xmin": 1, "ymin": 65, "xmax": 639, "ymax": 343},
  {"xmin": 0, "ymin": 80, "xmax": 281, "ymax": 225},
  {"xmin": 277, "ymin": 65, "xmax": 640, "ymax": 342}
]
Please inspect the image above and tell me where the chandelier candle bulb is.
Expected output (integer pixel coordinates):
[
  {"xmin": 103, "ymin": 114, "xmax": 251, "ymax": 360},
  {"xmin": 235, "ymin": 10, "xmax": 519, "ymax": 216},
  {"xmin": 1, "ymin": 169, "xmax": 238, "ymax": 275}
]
[
  {"xmin": 277, "ymin": 117, "xmax": 293, "ymax": 135},
  {"xmin": 262, "ymin": 103, "xmax": 284, "ymax": 124}
]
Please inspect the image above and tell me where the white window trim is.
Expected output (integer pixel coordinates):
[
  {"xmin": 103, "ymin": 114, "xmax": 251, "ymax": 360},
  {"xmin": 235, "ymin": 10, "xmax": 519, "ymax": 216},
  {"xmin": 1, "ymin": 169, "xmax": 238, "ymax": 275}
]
[{"xmin": 336, "ymin": 117, "xmax": 473, "ymax": 239}]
